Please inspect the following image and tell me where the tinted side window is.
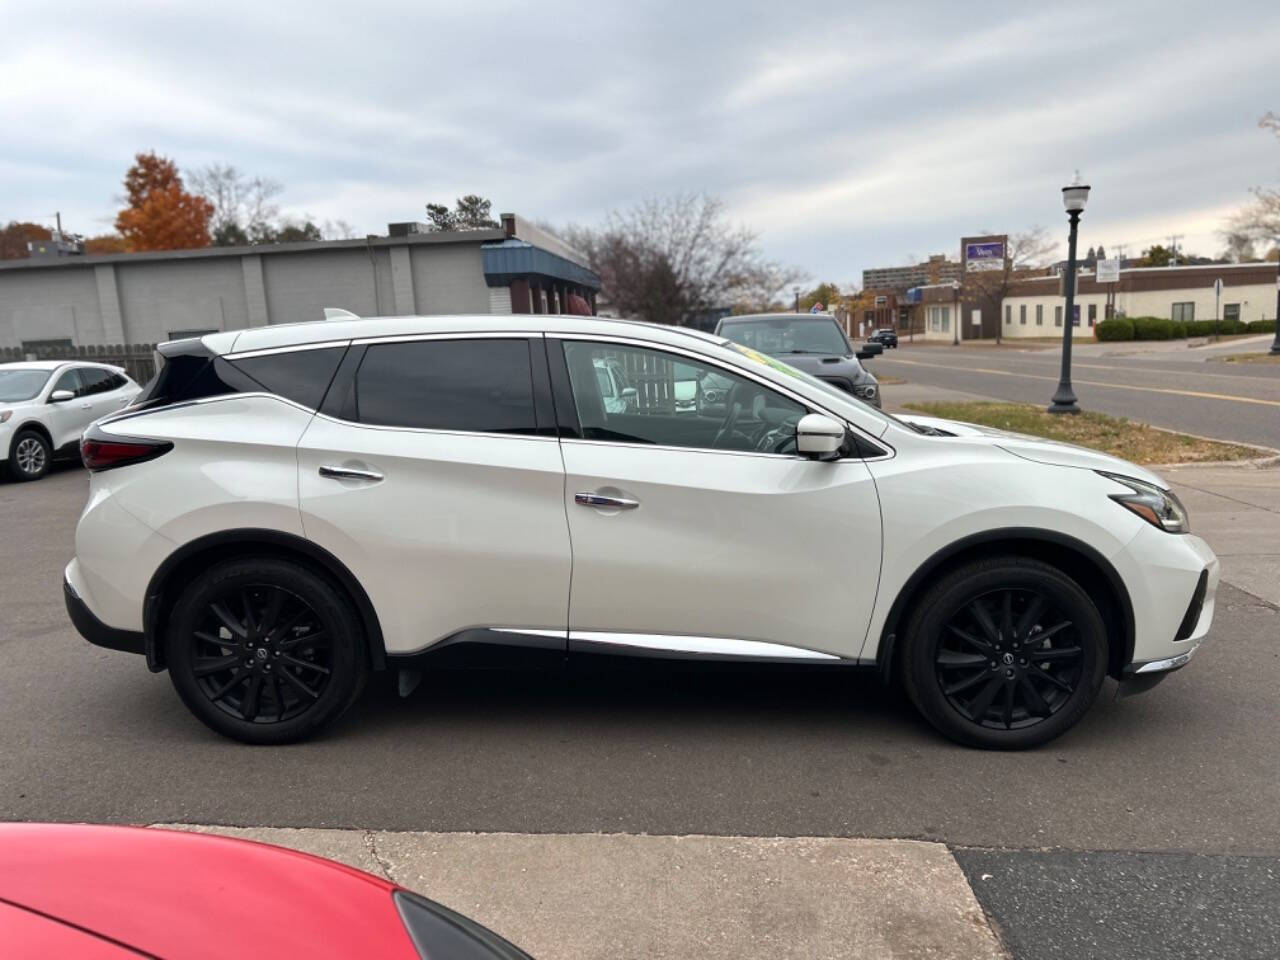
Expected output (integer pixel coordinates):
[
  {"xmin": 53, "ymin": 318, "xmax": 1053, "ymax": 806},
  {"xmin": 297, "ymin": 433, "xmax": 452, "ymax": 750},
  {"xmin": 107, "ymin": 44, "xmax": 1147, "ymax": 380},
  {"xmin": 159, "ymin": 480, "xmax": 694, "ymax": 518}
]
[
  {"xmin": 354, "ymin": 339, "xmax": 536, "ymax": 434},
  {"xmin": 561, "ymin": 341, "xmax": 806, "ymax": 453},
  {"xmin": 231, "ymin": 347, "xmax": 345, "ymax": 410},
  {"xmin": 78, "ymin": 368, "xmax": 116, "ymax": 395},
  {"xmin": 51, "ymin": 369, "xmax": 83, "ymax": 397}
]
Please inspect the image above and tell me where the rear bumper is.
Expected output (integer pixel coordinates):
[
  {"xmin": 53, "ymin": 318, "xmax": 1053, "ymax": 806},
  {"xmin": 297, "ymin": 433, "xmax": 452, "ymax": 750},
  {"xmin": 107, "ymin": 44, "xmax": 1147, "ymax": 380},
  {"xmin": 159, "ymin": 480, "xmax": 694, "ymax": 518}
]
[{"xmin": 64, "ymin": 576, "xmax": 145, "ymax": 656}]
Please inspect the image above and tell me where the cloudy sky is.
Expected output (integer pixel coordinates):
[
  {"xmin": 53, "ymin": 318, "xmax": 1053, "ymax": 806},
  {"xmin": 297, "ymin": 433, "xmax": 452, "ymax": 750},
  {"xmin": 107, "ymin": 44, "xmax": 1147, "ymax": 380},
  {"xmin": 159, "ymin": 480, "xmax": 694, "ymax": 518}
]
[{"xmin": 2, "ymin": 0, "xmax": 1277, "ymax": 283}]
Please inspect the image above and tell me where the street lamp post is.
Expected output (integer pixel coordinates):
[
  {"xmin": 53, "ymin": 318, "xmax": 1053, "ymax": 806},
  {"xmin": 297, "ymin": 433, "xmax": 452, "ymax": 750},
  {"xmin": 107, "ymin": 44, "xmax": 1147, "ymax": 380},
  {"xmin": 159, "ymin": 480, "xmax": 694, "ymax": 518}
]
[
  {"xmin": 951, "ymin": 280, "xmax": 960, "ymax": 346},
  {"xmin": 1049, "ymin": 173, "xmax": 1090, "ymax": 414},
  {"xmin": 1271, "ymin": 238, "xmax": 1280, "ymax": 356},
  {"xmin": 793, "ymin": 286, "xmax": 801, "ymax": 313}
]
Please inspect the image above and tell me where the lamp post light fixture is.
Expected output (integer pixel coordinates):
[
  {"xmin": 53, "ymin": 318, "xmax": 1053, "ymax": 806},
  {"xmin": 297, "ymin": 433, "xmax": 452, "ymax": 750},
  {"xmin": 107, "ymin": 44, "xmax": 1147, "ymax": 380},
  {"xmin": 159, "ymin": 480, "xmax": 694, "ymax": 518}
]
[
  {"xmin": 1049, "ymin": 172, "xmax": 1090, "ymax": 414},
  {"xmin": 951, "ymin": 280, "xmax": 961, "ymax": 345}
]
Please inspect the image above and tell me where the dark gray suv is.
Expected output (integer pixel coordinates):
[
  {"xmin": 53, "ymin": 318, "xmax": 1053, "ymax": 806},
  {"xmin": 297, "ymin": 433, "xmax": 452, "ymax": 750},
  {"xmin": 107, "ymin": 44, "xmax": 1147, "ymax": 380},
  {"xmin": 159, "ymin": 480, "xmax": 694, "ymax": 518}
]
[{"xmin": 714, "ymin": 313, "xmax": 883, "ymax": 408}]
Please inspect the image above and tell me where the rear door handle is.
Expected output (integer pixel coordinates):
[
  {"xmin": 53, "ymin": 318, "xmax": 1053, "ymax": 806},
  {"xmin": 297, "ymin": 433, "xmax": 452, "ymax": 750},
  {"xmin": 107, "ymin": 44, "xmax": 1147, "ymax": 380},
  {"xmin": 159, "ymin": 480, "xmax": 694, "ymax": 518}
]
[
  {"xmin": 575, "ymin": 492, "xmax": 640, "ymax": 510},
  {"xmin": 319, "ymin": 464, "xmax": 384, "ymax": 482}
]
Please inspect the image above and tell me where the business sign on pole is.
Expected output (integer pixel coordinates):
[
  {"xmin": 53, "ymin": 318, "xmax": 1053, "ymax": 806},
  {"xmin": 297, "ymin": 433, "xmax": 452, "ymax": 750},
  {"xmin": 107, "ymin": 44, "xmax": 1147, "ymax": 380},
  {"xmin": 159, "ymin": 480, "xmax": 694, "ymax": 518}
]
[
  {"xmin": 964, "ymin": 240, "xmax": 1006, "ymax": 272},
  {"xmin": 1213, "ymin": 278, "xmax": 1224, "ymax": 298},
  {"xmin": 1096, "ymin": 259, "xmax": 1121, "ymax": 283}
]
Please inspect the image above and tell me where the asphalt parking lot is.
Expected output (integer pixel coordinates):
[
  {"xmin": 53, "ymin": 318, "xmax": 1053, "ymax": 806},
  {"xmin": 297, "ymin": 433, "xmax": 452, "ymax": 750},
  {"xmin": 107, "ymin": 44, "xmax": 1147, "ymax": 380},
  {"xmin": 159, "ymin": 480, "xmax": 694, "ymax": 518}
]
[
  {"xmin": 3, "ymin": 464, "xmax": 1279, "ymax": 854},
  {"xmin": 5, "ymin": 463, "xmax": 1280, "ymax": 958}
]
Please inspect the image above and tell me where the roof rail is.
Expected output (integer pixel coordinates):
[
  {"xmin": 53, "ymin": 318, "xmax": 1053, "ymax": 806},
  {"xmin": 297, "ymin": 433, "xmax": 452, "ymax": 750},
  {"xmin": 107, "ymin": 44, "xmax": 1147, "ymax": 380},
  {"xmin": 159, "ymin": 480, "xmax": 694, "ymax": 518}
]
[{"xmin": 323, "ymin": 307, "xmax": 361, "ymax": 322}]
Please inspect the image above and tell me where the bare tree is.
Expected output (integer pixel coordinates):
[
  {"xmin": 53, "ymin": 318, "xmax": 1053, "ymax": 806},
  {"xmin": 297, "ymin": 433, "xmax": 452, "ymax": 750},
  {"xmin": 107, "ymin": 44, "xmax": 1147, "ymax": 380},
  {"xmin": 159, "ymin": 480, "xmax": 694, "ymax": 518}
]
[
  {"xmin": 963, "ymin": 227, "xmax": 1057, "ymax": 343},
  {"xmin": 1218, "ymin": 229, "xmax": 1258, "ymax": 263},
  {"xmin": 188, "ymin": 164, "xmax": 283, "ymax": 246},
  {"xmin": 564, "ymin": 194, "xmax": 804, "ymax": 325},
  {"xmin": 1227, "ymin": 112, "xmax": 1280, "ymax": 243}
]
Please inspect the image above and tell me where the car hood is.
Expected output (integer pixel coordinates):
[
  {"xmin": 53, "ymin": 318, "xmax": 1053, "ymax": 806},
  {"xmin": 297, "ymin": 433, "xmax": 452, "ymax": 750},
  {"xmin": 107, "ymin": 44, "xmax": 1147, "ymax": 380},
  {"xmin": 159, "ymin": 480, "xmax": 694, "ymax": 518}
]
[
  {"xmin": 897, "ymin": 414, "xmax": 1169, "ymax": 489},
  {"xmin": 775, "ymin": 354, "xmax": 875, "ymax": 383},
  {"xmin": 0, "ymin": 396, "xmax": 39, "ymax": 410}
]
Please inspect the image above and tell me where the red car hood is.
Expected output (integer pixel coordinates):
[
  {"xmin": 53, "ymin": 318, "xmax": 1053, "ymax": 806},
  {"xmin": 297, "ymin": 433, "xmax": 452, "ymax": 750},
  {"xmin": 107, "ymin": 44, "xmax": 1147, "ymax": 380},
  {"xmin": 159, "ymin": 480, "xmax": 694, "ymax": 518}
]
[{"xmin": 0, "ymin": 823, "xmax": 419, "ymax": 959}]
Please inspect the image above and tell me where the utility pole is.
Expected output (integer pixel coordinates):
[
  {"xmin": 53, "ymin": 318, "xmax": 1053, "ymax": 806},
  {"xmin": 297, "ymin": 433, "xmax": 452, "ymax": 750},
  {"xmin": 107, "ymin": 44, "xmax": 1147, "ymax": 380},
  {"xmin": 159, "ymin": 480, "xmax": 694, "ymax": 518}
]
[{"xmin": 1168, "ymin": 234, "xmax": 1183, "ymax": 267}]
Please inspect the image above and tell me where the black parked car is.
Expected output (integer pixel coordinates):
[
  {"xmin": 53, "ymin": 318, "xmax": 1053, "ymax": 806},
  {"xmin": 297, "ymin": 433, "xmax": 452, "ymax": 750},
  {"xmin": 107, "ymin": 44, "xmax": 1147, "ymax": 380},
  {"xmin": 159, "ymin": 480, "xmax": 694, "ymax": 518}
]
[
  {"xmin": 714, "ymin": 313, "xmax": 882, "ymax": 407},
  {"xmin": 869, "ymin": 328, "xmax": 899, "ymax": 348}
]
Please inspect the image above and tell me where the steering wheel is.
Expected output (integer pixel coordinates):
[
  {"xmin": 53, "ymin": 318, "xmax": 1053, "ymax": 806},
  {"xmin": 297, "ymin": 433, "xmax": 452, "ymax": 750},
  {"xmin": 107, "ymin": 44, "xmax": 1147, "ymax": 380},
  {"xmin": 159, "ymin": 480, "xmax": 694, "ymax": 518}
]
[{"xmin": 711, "ymin": 399, "xmax": 742, "ymax": 449}]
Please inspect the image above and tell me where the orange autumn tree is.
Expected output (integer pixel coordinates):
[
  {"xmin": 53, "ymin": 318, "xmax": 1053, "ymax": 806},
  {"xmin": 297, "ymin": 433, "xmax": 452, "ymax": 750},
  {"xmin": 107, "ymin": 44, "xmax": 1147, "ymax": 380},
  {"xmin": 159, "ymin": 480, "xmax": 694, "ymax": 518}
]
[{"xmin": 114, "ymin": 152, "xmax": 214, "ymax": 252}]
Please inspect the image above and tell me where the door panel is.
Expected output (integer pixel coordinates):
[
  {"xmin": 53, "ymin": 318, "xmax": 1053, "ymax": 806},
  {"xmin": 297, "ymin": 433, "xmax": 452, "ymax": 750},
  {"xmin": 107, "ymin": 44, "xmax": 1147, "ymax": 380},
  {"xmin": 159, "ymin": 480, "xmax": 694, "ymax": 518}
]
[
  {"xmin": 561, "ymin": 442, "xmax": 881, "ymax": 658},
  {"xmin": 297, "ymin": 418, "xmax": 571, "ymax": 656},
  {"xmin": 45, "ymin": 368, "xmax": 91, "ymax": 449}
]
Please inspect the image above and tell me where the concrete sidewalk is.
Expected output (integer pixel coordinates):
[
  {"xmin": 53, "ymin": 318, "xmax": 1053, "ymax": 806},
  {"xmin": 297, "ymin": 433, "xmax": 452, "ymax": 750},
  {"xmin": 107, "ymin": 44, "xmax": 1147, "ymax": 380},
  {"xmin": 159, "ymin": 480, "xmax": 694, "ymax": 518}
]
[{"xmin": 157, "ymin": 825, "xmax": 1005, "ymax": 960}]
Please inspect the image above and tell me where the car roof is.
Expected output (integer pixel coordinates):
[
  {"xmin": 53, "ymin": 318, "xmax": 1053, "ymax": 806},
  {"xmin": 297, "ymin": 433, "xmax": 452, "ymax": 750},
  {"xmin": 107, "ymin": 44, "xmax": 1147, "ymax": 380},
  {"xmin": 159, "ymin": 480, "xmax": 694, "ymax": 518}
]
[
  {"xmin": 0, "ymin": 360, "xmax": 124, "ymax": 372},
  {"xmin": 207, "ymin": 314, "xmax": 731, "ymax": 356},
  {"xmin": 718, "ymin": 312, "xmax": 839, "ymax": 323}
]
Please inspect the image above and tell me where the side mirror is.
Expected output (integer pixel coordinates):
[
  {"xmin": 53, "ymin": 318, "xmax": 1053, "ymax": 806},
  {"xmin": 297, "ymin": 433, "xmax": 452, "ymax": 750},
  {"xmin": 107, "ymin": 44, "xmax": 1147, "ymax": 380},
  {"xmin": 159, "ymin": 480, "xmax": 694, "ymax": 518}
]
[
  {"xmin": 49, "ymin": 389, "xmax": 75, "ymax": 403},
  {"xmin": 795, "ymin": 413, "xmax": 844, "ymax": 460},
  {"xmin": 856, "ymin": 343, "xmax": 884, "ymax": 360}
]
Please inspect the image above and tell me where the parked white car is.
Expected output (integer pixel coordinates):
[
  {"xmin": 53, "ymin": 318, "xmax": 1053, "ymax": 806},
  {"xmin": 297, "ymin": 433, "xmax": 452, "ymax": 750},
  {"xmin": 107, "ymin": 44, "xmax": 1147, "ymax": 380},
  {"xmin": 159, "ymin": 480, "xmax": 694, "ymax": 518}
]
[
  {"xmin": 0, "ymin": 361, "xmax": 140, "ymax": 482},
  {"xmin": 63, "ymin": 315, "xmax": 1217, "ymax": 748}
]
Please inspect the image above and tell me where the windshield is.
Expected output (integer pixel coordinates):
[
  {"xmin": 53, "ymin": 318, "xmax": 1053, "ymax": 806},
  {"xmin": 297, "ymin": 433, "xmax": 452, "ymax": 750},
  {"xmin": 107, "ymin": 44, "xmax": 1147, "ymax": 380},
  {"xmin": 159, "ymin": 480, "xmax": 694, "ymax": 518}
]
[
  {"xmin": 0, "ymin": 369, "xmax": 51, "ymax": 402},
  {"xmin": 723, "ymin": 342, "xmax": 906, "ymax": 428},
  {"xmin": 719, "ymin": 317, "xmax": 850, "ymax": 356}
]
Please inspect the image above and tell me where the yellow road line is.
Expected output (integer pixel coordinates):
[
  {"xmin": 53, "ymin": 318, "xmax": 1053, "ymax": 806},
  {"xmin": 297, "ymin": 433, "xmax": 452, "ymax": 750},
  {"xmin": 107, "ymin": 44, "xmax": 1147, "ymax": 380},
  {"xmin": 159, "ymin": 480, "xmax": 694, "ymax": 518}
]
[{"xmin": 881, "ymin": 357, "xmax": 1280, "ymax": 408}]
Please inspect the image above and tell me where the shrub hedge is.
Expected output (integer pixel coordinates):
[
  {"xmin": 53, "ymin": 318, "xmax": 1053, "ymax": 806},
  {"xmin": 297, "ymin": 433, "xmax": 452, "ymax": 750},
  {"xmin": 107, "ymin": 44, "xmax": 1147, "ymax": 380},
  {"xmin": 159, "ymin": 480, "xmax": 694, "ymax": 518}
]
[
  {"xmin": 1095, "ymin": 317, "xmax": 1133, "ymax": 341},
  {"xmin": 1057, "ymin": 315, "xmax": 1273, "ymax": 341}
]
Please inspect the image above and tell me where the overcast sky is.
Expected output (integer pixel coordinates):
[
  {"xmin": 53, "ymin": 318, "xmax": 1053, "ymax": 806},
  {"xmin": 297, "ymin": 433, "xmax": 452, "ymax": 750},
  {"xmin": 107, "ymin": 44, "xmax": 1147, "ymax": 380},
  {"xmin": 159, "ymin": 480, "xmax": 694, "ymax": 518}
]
[{"xmin": 2, "ymin": 0, "xmax": 1277, "ymax": 284}]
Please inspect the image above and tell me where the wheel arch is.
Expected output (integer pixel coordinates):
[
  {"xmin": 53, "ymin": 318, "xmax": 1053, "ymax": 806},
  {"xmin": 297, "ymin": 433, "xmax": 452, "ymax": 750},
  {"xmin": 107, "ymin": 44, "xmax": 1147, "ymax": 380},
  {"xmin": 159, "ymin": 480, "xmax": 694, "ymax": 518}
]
[
  {"xmin": 11, "ymin": 419, "xmax": 54, "ymax": 451},
  {"xmin": 875, "ymin": 528, "xmax": 1135, "ymax": 683},
  {"xmin": 142, "ymin": 529, "xmax": 386, "ymax": 673}
]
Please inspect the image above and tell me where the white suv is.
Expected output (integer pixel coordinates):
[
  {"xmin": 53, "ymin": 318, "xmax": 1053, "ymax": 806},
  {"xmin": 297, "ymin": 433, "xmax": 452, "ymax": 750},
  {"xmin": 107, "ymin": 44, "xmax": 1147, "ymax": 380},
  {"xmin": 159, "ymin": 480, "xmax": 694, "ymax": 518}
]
[
  {"xmin": 1, "ymin": 361, "xmax": 140, "ymax": 482},
  {"xmin": 64, "ymin": 317, "xmax": 1218, "ymax": 748}
]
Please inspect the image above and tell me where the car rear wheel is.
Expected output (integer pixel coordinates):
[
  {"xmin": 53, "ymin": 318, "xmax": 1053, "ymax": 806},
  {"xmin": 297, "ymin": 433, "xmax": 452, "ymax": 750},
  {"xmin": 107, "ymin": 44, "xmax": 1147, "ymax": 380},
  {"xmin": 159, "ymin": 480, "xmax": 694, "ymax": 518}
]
[
  {"xmin": 901, "ymin": 555, "xmax": 1107, "ymax": 749},
  {"xmin": 7, "ymin": 430, "xmax": 50, "ymax": 481},
  {"xmin": 166, "ymin": 558, "xmax": 367, "ymax": 744}
]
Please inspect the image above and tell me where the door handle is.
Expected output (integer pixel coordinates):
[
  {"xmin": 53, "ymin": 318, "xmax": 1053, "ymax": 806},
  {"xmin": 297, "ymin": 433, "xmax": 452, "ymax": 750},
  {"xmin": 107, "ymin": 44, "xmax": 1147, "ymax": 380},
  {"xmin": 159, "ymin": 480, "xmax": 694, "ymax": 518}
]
[
  {"xmin": 575, "ymin": 492, "xmax": 640, "ymax": 510},
  {"xmin": 79, "ymin": 403, "xmax": 93, "ymax": 410},
  {"xmin": 319, "ymin": 464, "xmax": 384, "ymax": 482}
]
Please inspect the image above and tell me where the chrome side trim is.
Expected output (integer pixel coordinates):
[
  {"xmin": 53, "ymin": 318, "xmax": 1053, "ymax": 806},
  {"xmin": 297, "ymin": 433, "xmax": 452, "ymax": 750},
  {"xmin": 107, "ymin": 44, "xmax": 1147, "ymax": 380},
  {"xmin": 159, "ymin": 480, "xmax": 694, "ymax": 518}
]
[
  {"xmin": 492, "ymin": 628, "xmax": 567, "ymax": 639},
  {"xmin": 1133, "ymin": 648, "xmax": 1197, "ymax": 674},
  {"xmin": 568, "ymin": 631, "xmax": 842, "ymax": 661},
  {"xmin": 224, "ymin": 339, "xmax": 352, "ymax": 360}
]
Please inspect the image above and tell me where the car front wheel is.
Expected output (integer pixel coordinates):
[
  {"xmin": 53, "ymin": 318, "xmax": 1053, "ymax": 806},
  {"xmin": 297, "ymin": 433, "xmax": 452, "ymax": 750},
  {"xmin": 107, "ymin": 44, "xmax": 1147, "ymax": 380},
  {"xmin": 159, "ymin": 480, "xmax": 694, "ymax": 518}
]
[
  {"xmin": 901, "ymin": 556, "xmax": 1107, "ymax": 749},
  {"xmin": 7, "ymin": 430, "xmax": 50, "ymax": 481},
  {"xmin": 166, "ymin": 558, "xmax": 367, "ymax": 744}
]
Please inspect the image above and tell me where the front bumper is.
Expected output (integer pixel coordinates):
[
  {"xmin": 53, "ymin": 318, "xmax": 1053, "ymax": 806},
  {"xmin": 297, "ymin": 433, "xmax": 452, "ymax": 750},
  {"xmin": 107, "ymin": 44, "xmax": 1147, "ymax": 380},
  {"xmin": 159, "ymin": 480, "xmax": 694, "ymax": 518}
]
[
  {"xmin": 1112, "ymin": 527, "xmax": 1218, "ymax": 692},
  {"xmin": 64, "ymin": 576, "xmax": 145, "ymax": 656}
]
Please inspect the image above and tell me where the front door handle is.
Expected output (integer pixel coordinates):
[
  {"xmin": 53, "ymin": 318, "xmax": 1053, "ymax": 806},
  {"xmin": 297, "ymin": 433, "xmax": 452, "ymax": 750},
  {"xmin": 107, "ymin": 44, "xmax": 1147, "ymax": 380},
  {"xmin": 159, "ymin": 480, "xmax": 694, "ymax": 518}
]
[
  {"xmin": 319, "ymin": 464, "xmax": 384, "ymax": 482},
  {"xmin": 575, "ymin": 492, "xmax": 639, "ymax": 510}
]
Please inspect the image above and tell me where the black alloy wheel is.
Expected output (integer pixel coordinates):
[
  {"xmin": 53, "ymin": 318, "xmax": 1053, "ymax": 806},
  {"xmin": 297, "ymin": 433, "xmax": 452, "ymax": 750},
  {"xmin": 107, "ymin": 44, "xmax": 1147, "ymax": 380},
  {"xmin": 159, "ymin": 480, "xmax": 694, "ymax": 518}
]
[
  {"xmin": 934, "ymin": 587, "xmax": 1083, "ymax": 731},
  {"xmin": 166, "ymin": 559, "xmax": 366, "ymax": 744},
  {"xmin": 902, "ymin": 555, "xmax": 1107, "ymax": 749},
  {"xmin": 191, "ymin": 584, "xmax": 333, "ymax": 724}
]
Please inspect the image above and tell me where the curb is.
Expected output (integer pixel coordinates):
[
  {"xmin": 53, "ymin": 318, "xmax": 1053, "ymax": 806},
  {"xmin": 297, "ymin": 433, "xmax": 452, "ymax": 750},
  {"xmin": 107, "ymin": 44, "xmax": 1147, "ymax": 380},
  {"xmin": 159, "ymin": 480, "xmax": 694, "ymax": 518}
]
[{"xmin": 1148, "ymin": 425, "xmax": 1280, "ymax": 471}]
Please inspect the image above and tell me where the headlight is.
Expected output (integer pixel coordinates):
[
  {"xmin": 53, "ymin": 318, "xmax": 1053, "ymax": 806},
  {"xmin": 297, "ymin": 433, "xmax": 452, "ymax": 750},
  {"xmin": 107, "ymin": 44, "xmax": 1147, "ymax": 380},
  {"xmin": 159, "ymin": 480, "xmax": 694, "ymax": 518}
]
[
  {"xmin": 0, "ymin": 410, "xmax": 12, "ymax": 424},
  {"xmin": 1099, "ymin": 472, "xmax": 1189, "ymax": 533},
  {"xmin": 854, "ymin": 383, "xmax": 878, "ymax": 401}
]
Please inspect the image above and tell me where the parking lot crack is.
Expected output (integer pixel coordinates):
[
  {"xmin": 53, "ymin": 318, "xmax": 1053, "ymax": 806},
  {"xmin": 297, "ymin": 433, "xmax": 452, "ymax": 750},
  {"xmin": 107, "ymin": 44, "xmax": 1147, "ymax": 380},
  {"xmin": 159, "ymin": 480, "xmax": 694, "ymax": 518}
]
[{"xmin": 363, "ymin": 829, "xmax": 395, "ymax": 882}]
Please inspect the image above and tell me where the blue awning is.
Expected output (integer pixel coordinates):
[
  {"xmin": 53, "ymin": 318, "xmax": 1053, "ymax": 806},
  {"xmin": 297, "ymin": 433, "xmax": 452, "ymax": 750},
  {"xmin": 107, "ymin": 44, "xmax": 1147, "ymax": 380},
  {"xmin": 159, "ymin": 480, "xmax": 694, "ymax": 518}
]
[{"xmin": 481, "ymin": 239, "xmax": 600, "ymax": 290}]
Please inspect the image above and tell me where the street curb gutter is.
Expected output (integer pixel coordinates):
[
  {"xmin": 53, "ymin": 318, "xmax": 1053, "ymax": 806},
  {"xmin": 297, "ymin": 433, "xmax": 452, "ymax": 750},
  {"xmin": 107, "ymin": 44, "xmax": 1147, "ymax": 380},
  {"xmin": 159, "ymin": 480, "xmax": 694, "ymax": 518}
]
[{"xmin": 1147, "ymin": 426, "xmax": 1280, "ymax": 471}]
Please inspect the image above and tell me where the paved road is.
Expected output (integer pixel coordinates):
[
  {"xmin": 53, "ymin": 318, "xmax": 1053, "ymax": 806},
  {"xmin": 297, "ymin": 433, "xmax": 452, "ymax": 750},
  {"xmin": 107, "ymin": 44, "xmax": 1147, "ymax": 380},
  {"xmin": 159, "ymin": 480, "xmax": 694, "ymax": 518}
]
[
  {"xmin": 3, "ymin": 467, "xmax": 1278, "ymax": 856},
  {"xmin": 872, "ymin": 339, "xmax": 1280, "ymax": 449}
]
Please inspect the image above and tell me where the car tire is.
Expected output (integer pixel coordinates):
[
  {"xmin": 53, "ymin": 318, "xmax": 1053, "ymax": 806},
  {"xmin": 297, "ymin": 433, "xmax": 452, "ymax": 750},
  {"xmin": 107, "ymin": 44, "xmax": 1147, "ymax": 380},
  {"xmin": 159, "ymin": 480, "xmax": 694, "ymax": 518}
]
[
  {"xmin": 166, "ymin": 558, "xmax": 368, "ymax": 744},
  {"xmin": 901, "ymin": 555, "xmax": 1107, "ymax": 750},
  {"xmin": 7, "ymin": 429, "xmax": 51, "ymax": 482}
]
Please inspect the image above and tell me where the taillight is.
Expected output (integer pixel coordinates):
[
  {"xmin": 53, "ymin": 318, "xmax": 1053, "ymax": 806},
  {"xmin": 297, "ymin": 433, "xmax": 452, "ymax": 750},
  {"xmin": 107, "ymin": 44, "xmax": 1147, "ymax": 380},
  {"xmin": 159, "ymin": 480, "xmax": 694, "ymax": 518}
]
[{"xmin": 80, "ymin": 426, "xmax": 172, "ymax": 472}]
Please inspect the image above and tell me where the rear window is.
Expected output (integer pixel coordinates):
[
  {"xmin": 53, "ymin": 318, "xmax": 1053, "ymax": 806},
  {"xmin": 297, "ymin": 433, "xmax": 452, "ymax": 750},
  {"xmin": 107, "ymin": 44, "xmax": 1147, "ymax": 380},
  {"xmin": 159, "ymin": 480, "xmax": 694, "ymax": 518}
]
[
  {"xmin": 230, "ymin": 347, "xmax": 345, "ymax": 410},
  {"xmin": 131, "ymin": 342, "xmax": 344, "ymax": 413},
  {"xmin": 352, "ymin": 339, "xmax": 536, "ymax": 434}
]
